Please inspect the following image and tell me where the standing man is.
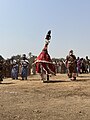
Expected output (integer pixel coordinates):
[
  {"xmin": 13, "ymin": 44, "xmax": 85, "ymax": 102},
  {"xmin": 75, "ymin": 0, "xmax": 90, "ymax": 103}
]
[
  {"xmin": 65, "ymin": 50, "xmax": 77, "ymax": 80},
  {"xmin": 21, "ymin": 54, "xmax": 29, "ymax": 80}
]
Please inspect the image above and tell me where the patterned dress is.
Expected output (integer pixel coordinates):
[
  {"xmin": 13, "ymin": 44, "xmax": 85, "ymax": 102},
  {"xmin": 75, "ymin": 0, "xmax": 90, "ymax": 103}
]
[
  {"xmin": 11, "ymin": 63, "xmax": 18, "ymax": 79},
  {"xmin": 66, "ymin": 54, "xmax": 77, "ymax": 80},
  {"xmin": 21, "ymin": 59, "xmax": 29, "ymax": 80}
]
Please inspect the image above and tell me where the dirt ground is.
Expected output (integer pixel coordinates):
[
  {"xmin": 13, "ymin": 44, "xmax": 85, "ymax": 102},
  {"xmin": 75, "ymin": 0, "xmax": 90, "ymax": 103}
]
[{"xmin": 0, "ymin": 73, "xmax": 90, "ymax": 120}]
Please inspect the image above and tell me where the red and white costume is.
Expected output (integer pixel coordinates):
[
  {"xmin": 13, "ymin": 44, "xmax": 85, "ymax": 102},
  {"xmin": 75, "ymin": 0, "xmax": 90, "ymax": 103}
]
[{"xmin": 34, "ymin": 30, "xmax": 56, "ymax": 80}]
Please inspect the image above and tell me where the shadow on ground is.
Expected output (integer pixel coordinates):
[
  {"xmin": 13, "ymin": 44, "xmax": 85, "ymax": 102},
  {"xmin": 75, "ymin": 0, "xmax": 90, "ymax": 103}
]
[
  {"xmin": 0, "ymin": 82, "xmax": 15, "ymax": 85},
  {"xmin": 43, "ymin": 80, "xmax": 71, "ymax": 83}
]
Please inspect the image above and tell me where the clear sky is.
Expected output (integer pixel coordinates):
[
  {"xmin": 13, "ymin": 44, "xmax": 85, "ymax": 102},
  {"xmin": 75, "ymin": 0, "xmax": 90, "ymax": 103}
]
[{"xmin": 0, "ymin": 0, "xmax": 90, "ymax": 59}]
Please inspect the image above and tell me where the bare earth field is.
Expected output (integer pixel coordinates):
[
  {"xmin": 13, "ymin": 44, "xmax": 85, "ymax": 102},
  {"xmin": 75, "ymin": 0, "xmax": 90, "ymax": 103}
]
[{"xmin": 0, "ymin": 73, "xmax": 90, "ymax": 120}]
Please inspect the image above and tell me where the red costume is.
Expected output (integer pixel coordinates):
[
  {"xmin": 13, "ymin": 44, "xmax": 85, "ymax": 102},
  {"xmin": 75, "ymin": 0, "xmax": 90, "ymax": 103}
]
[{"xmin": 34, "ymin": 30, "xmax": 56, "ymax": 80}]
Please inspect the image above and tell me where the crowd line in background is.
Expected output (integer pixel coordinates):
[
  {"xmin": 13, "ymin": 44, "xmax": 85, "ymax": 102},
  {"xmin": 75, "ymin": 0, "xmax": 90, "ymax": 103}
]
[
  {"xmin": 0, "ymin": 53, "xmax": 90, "ymax": 83},
  {"xmin": 56, "ymin": 56, "xmax": 90, "ymax": 74}
]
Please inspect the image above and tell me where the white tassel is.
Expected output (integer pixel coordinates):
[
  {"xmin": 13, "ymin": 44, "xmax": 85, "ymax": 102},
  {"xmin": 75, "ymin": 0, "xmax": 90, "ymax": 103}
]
[{"xmin": 45, "ymin": 40, "xmax": 50, "ymax": 44}]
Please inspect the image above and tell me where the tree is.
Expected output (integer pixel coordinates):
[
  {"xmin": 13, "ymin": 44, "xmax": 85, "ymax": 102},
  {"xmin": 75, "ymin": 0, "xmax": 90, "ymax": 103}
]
[{"xmin": 0, "ymin": 55, "xmax": 4, "ymax": 60}]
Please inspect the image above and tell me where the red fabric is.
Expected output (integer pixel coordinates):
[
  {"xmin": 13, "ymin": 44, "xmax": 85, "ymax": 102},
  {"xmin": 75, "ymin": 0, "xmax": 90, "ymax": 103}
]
[{"xmin": 35, "ymin": 45, "xmax": 56, "ymax": 74}]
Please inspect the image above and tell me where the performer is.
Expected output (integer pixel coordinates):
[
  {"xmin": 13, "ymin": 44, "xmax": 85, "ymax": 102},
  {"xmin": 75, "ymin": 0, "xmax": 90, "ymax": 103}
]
[
  {"xmin": 34, "ymin": 30, "xmax": 56, "ymax": 82},
  {"xmin": 65, "ymin": 50, "xmax": 77, "ymax": 80}
]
